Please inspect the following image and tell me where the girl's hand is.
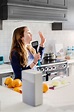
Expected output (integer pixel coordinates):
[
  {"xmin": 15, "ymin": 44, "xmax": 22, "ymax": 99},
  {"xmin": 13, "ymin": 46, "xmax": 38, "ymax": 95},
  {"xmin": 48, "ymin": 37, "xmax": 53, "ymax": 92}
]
[
  {"xmin": 33, "ymin": 53, "xmax": 41, "ymax": 64},
  {"xmin": 39, "ymin": 31, "xmax": 46, "ymax": 47},
  {"xmin": 30, "ymin": 53, "xmax": 41, "ymax": 68}
]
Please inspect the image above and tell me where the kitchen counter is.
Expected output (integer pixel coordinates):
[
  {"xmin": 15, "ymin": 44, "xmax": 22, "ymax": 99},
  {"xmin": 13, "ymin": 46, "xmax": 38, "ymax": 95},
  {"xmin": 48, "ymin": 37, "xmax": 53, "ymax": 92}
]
[
  {"xmin": 0, "ymin": 64, "xmax": 13, "ymax": 85},
  {"xmin": 0, "ymin": 64, "xmax": 13, "ymax": 74},
  {"xmin": 67, "ymin": 59, "xmax": 74, "ymax": 64},
  {"xmin": 0, "ymin": 75, "xmax": 74, "ymax": 112},
  {"xmin": 0, "ymin": 59, "xmax": 74, "ymax": 85}
]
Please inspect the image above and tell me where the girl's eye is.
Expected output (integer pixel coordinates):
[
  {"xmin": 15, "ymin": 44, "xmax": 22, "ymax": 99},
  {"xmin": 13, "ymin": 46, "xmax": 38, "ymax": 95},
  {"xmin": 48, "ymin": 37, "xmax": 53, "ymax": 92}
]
[{"xmin": 28, "ymin": 33, "xmax": 31, "ymax": 35}]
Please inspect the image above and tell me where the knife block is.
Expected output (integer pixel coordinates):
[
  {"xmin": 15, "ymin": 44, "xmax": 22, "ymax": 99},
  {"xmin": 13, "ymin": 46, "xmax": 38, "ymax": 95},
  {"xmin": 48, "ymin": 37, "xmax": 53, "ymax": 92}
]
[{"xmin": 22, "ymin": 70, "xmax": 43, "ymax": 106}]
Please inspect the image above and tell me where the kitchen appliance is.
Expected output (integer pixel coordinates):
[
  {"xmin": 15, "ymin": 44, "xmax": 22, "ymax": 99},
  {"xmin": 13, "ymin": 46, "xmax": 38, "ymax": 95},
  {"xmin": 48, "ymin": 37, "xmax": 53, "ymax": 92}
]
[
  {"xmin": 37, "ymin": 59, "xmax": 69, "ymax": 81},
  {"xmin": 22, "ymin": 70, "xmax": 43, "ymax": 106},
  {"xmin": 0, "ymin": 56, "xmax": 4, "ymax": 65},
  {"xmin": 52, "ymin": 22, "xmax": 62, "ymax": 30},
  {"xmin": 43, "ymin": 53, "xmax": 56, "ymax": 65},
  {"xmin": 31, "ymin": 41, "xmax": 69, "ymax": 80}
]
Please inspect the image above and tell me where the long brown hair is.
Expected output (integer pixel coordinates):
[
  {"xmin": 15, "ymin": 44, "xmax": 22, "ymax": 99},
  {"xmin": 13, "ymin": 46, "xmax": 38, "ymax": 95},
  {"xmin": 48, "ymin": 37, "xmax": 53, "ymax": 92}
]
[{"xmin": 9, "ymin": 26, "xmax": 36, "ymax": 67}]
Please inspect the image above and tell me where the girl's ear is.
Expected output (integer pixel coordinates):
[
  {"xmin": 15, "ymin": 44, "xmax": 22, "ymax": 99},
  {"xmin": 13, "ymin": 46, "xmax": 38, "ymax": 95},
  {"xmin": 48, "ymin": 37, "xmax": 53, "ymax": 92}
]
[{"xmin": 21, "ymin": 36, "xmax": 25, "ymax": 41}]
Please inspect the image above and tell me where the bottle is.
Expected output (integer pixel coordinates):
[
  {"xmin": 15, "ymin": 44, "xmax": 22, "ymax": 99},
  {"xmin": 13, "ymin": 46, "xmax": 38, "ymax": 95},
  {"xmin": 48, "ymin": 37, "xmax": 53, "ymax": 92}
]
[
  {"xmin": 66, "ymin": 46, "xmax": 72, "ymax": 57},
  {"xmin": 71, "ymin": 46, "xmax": 74, "ymax": 59}
]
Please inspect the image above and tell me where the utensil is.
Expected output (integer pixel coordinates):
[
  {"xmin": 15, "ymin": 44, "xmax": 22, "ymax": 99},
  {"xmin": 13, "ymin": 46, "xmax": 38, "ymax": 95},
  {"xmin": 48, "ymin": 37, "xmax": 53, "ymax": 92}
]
[{"xmin": 31, "ymin": 41, "xmax": 41, "ymax": 66}]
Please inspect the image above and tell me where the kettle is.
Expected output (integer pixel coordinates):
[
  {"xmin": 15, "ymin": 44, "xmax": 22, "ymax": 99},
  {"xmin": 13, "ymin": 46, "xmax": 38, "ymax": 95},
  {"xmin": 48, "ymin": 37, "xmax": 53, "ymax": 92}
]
[
  {"xmin": 41, "ymin": 53, "xmax": 56, "ymax": 64},
  {"xmin": 44, "ymin": 53, "xmax": 56, "ymax": 60}
]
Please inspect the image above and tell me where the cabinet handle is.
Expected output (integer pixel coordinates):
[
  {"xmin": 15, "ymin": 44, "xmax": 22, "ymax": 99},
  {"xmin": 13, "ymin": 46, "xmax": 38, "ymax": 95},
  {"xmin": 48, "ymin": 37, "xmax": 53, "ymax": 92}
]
[{"xmin": 21, "ymin": 0, "xmax": 29, "ymax": 1}]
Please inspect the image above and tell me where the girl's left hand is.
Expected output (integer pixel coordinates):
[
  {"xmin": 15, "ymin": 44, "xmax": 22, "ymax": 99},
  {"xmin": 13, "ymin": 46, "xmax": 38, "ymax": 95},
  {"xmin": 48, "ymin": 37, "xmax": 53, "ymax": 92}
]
[{"xmin": 39, "ymin": 31, "xmax": 46, "ymax": 47}]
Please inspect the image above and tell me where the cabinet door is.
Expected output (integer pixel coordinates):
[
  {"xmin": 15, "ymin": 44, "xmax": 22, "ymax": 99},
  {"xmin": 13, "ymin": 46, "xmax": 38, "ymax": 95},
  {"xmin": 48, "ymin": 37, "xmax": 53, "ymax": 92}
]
[
  {"xmin": 7, "ymin": 0, "xmax": 48, "ymax": 6},
  {"xmin": 69, "ymin": 64, "xmax": 74, "ymax": 76},
  {"xmin": 31, "ymin": 0, "xmax": 48, "ymax": 4},
  {"xmin": 48, "ymin": 0, "xmax": 67, "ymax": 8},
  {"xmin": 8, "ymin": 0, "xmax": 30, "ymax": 2},
  {"xmin": 7, "ymin": 0, "xmax": 31, "ymax": 4}
]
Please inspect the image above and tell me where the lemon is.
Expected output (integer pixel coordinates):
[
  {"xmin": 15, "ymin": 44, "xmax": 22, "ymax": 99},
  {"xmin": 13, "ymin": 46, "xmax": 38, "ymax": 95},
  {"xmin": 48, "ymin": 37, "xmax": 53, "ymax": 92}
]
[
  {"xmin": 52, "ymin": 81, "xmax": 59, "ymax": 87},
  {"xmin": 61, "ymin": 80, "xmax": 66, "ymax": 84}
]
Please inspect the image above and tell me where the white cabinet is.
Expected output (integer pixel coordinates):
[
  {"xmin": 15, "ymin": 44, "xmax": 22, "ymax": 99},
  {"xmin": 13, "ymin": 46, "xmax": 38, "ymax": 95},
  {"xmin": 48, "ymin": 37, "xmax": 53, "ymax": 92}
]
[
  {"xmin": 69, "ymin": 64, "xmax": 74, "ymax": 76},
  {"xmin": 48, "ymin": 0, "xmax": 67, "ymax": 8},
  {"xmin": 68, "ymin": 59, "xmax": 74, "ymax": 76}
]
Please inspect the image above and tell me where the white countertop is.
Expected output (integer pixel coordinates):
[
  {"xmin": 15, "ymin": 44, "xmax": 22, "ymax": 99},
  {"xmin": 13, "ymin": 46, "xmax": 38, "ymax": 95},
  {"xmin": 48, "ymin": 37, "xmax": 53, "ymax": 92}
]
[
  {"xmin": 0, "ymin": 64, "xmax": 13, "ymax": 74},
  {"xmin": 0, "ymin": 64, "xmax": 13, "ymax": 85},
  {"xmin": 67, "ymin": 59, "xmax": 74, "ymax": 64},
  {"xmin": 0, "ymin": 75, "xmax": 74, "ymax": 112}
]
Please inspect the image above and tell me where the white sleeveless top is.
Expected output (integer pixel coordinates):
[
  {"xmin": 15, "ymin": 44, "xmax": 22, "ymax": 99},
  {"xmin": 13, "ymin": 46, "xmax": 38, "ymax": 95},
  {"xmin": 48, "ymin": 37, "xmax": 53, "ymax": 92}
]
[{"xmin": 27, "ymin": 51, "xmax": 36, "ymax": 70}]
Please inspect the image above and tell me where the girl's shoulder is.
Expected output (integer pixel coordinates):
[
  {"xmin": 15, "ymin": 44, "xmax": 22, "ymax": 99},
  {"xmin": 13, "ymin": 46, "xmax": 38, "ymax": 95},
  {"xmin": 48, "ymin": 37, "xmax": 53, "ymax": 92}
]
[{"xmin": 12, "ymin": 50, "xmax": 19, "ymax": 56}]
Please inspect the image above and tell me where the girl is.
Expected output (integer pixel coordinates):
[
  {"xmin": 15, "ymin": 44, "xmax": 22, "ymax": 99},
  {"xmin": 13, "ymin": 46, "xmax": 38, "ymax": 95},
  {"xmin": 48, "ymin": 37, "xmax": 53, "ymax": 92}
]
[{"xmin": 9, "ymin": 26, "xmax": 45, "ymax": 79}]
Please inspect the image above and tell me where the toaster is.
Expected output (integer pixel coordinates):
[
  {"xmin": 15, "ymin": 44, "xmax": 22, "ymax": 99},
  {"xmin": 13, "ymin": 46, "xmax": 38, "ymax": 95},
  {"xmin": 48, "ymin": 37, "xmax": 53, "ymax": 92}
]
[{"xmin": 0, "ymin": 56, "xmax": 4, "ymax": 65}]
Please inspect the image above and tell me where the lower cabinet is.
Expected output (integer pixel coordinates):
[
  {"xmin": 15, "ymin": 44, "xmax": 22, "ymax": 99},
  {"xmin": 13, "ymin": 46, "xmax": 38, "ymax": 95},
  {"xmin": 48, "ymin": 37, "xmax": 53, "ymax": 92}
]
[{"xmin": 69, "ymin": 63, "xmax": 74, "ymax": 76}]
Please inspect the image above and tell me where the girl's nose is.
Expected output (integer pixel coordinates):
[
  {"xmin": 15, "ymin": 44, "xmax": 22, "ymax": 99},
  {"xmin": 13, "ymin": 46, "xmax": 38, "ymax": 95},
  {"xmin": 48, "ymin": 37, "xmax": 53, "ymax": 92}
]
[{"xmin": 30, "ymin": 33, "xmax": 32, "ymax": 37}]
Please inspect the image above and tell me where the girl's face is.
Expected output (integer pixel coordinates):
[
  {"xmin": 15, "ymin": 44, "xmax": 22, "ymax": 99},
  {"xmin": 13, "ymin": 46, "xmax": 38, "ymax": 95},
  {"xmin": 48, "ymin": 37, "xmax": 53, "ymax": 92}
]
[{"xmin": 22, "ymin": 27, "xmax": 32, "ymax": 44}]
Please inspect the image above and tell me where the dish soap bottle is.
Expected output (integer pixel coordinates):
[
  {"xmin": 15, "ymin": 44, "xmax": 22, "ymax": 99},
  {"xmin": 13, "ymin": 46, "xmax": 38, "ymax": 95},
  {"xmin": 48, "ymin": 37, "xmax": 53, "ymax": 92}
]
[
  {"xmin": 71, "ymin": 46, "xmax": 74, "ymax": 59},
  {"xmin": 66, "ymin": 46, "xmax": 72, "ymax": 58}
]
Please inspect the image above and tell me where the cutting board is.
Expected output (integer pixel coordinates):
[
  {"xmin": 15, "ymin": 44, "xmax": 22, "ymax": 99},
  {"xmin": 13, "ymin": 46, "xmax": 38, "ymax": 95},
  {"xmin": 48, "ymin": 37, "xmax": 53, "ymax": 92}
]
[{"xmin": 55, "ymin": 44, "xmax": 65, "ymax": 59}]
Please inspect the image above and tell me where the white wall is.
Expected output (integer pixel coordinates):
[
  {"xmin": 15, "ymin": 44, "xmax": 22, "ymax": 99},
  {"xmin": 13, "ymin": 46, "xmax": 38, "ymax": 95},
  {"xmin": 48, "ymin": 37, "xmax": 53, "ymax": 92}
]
[{"xmin": 0, "ymin": 20, "xmax": 74, "ymax": 62}]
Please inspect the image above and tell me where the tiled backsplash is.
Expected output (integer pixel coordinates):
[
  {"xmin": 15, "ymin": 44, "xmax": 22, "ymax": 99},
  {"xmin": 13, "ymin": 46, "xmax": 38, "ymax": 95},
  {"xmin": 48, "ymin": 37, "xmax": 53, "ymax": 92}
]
[{"xmin": 0, "ymin": 20, "xmax": 74, "ymax": 62}]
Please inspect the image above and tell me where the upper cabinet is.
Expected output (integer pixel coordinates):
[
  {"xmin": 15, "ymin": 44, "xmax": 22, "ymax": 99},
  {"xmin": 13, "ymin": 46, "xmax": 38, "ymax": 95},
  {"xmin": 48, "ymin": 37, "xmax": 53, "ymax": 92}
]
[
  {"xmin": 31, "ymin": 0, "xmax": 48, "ymax": 5},
  {"xmin": 48, "ymin": 0, "xmax": 67, "ymax": 8},
  {"xmin": 4, "ymin": 0, "xmax": 48, "ymax": 5},
  {"xmin": 0, "ymin": 0, "xmax": 67, "ymax": 21},
  {"xmin": 4, "ymin": 0, "xmax": 67, "ymax": 8},
  {"xmin": 62, "ymin": 0, "xmax": 74, "ymax": 30},
  {"xmin": 3, "ymin": 0, "xmax": 31, "ymax": 4}
]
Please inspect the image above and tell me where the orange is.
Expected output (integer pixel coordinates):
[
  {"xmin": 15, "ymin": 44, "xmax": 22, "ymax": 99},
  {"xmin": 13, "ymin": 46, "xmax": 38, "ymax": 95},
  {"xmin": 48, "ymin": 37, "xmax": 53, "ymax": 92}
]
[
  {"xmin": 12, "ymin": 79, "xmax": 22, "ymax": 88},
  {"xmin": 4, "ymin": 77, "xmax": 13, "ymax": 86},
  {"xmin": 43, "ymin": 83, "xmax": 49, "ymax": 93},
  {"xmin": 7, "ymin": 83, "xmax": 13, "ymax": 88},
  {"xmin": 13, "ymin": 87, "xmax": 22, "ymax": 93}
]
